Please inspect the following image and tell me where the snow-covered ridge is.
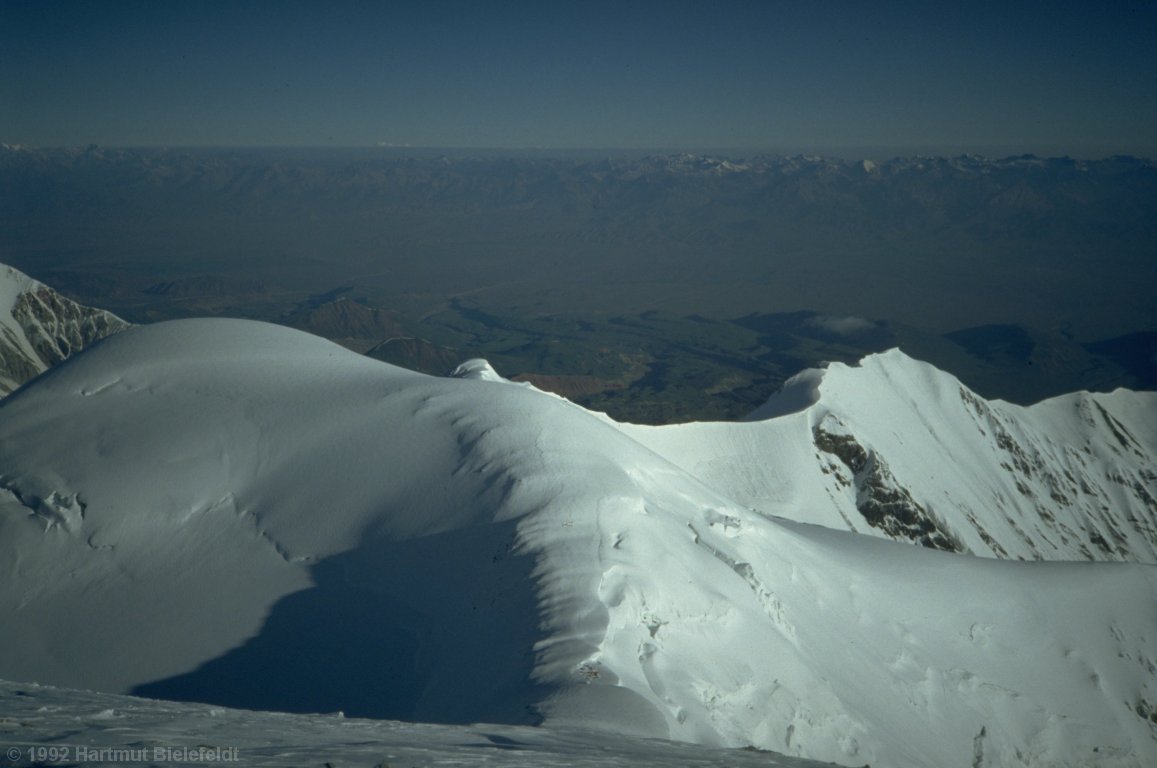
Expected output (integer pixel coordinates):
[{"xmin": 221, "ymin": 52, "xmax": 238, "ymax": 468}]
[
  {"xmin": 1, "ymin": 320, "xmax": 1156, "ymax": 768},
  {"xmin": 0, "ymin": 264, "xmax": 128, "ymax": 395},
  {"xmin": 626, "ymin": 349, "xmax": 1157, "ymax": 563}
]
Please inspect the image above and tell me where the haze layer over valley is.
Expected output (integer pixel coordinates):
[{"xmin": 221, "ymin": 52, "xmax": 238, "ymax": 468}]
[{"xmin": 2, "ymin": 146, "xmax": 1154, "ymax": 422}]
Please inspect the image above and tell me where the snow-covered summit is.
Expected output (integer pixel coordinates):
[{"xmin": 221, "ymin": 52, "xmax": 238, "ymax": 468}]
[
  {"xmin": 1, "ymin": 321, "xmax": 1156, "ymax": 767},
  {"xmin": 0, "ymin": 263, "xmax": 128, "ymax": 395},
  {"xmin": 627, "ymin": 348, "xmax": 1157, "ymax": 562}
]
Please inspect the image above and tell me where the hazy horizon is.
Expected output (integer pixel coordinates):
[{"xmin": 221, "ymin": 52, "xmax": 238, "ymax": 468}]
[{"xmin": 7, "ymin": 142, "xmax": 1153, "ymax": 164}]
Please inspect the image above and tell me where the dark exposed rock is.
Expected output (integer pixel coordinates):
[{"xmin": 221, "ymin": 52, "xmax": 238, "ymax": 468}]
[
  {"xmin": 285, "ymin": 298, "xmax": 406, "ymax": 351},
  {"xmin": 814, "ymin": 422, "xmax": 962, "ymax": 552},
  {"xmin": 12, "ymin": 288, "xmax": 128, "ymax": 366},
  {"xmin": 366, "ymin": 337, "xmax": 463, "ymax": 377},
  {"xmin": 1, "ymin": 283, "xmax": 129, "ymax": 395}
]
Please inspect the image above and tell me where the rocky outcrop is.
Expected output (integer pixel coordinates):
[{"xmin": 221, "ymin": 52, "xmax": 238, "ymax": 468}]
[
  {"xmin": 0, "ymin": 266, "xmax": 129, "ymax": 395},
  {"xmin": 814, "ymin": 420, "xmax": 961, "ymax": 552}
]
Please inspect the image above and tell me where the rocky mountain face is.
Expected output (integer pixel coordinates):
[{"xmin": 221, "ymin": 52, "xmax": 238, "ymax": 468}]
[
  {"xmin": 365, "ymin": 336, "xmax": 463, "ymax": 376},
  {"xmin": 0, "ymin": 265, "xmax": 129, "ymax": 395},
  {"xmin": 805, "ymin": 383, "xmax": 1157, "ymax": 561},
  {"xmin": 284, "ymin": 297, "xmax": 407, "ymax": 352}
]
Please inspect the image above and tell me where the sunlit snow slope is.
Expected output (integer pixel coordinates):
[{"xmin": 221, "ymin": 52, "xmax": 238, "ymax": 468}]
[
  {"xmin": 0, "ymin": 264, "xmax": 128, "ymax": 395},
  {"xmin": 625, "ymin": 351, "xmax": 1157, "ymax": 562},
  {"xmin": 2, "ymin": 319, "xmax": 1156, "ymax": 768}
]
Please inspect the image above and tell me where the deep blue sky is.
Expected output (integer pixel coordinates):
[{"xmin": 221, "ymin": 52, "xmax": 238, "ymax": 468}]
[{"xmin": 2, "ymin": 0, "xmax": 1155, "ymax": 157}]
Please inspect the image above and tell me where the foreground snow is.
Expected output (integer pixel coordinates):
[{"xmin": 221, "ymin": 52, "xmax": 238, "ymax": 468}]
[
  {"xmin": 2, "ymin": 319, "xmax": 1155, "ymax": 767},
  {"xmin": 0, "ymin": 679, "xmax": 834, "ymax": 768}
]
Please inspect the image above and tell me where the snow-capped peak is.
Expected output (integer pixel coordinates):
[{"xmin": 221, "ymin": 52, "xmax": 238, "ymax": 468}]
[
  {"xmin": 0, "ymin": 263, "xmax": 128, "ymax": 395},
  {"xmin": 632, "ymin": 347, "xmax": 1157, "ymax": 562}
]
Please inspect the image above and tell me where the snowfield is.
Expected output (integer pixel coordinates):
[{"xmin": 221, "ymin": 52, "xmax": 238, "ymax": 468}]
[
  {"xmin": 0, "ymin": 679, "xmax": 840, "ymax": 768},
  {"xmin": 2, "ymin": 318, "xmax": 1156, "ymax": 768}
]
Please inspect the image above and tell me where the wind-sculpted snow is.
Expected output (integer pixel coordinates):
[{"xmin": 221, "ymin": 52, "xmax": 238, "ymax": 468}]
[{"xmin": 1, "ymin": 320, "xmax": 1156, "ymax": 767}]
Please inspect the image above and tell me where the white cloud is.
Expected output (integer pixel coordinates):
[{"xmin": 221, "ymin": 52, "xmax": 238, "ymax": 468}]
[{"xmin": 806, "ymin": 314, "xmax": 876, "ymax": 336}]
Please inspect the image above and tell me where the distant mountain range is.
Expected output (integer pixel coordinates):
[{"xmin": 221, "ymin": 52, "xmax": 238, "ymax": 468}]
[
  {"xmin": 2, "ymin": 145, "xmax": 1154, "ymax": 343},
  {"xmin": 2, "ymin": 144, "xmax": 1154, "ymax": 421},
  {"xmin": 1, "ymin": 266, "xmax": 1155, "ymax": 767},
  {"xmin": 5, "ymin": 147, "xmax": 1154, "ymax": 262},
  {"xmin": 5, "ymin": 144, "xmax": 1153, "ymax": 216}
]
